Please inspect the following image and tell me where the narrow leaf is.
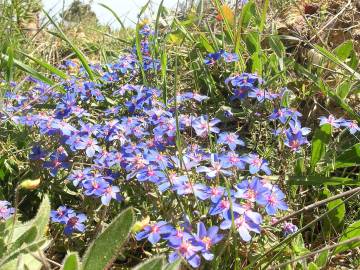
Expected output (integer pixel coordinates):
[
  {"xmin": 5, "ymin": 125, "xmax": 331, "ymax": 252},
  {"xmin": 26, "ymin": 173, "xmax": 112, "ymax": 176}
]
[
  {"xmin": 333, "ymin": 40, "xmax": 353, "ymax": 61},
  {"xmin": 62, "ymin": 252, "xmax": 81, "ymax": 270},
  {"xmin": 163, "ymin": 259, "xmax": 181, "ymax": 270},
  {"xmin": 333, "ymin": 143, "xmax": 360, "ymax": 169},
  {"xmin": 310, "ymin": 124, "xmax": 332, "ymax": 172},
  {"xmin": 31, "ymin": 194, "xmax": 51, "ymax": 240},
  {"xmin": 325, "ymin": 199, "xmax": 345, "ymax": 230},
  {"xmin": 98, "ymin": 3, "xmax": 126, "ymax": 30},
  {"xmin": 9, "ymin": 226, "xmax": 37, "ymax": 253},
  {"xmin": 43, "ymin": 10, "xmax": 95, "ymax": 81},
  {"xmin": 1, "ymin": 54, "xmax": 55, "ymax": 86},
  {"xmin": 334, "ymin": 220, "xmax": 360, "ymax": 254},
  {"xmin": 315, "ymin": 250, "xmax": 328, "ymax": 268},
  {"xmin": 287, "ymin": 176, "xmax": 360, "ymax": 186},
  {"xmin": 82, "ymin": 208, "xmax": 135, "ymax": 270},
  {"xmin": 313, "ymin": 44, "xmax": 360, "ymax": 81},
  {"xmin": 0, "ymin": 239, "xmax": 47, "ymax": 266},
  {"xmin": 18, "ymin": 52, "xmax": 68, "ymax": 80},
  {"xmin": 133, "ymin": 256, "xmax": 165, "ymax": 270}
]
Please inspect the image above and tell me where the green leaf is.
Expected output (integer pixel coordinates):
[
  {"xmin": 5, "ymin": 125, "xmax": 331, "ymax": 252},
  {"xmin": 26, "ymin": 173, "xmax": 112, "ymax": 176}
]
[
  {"xmin": 21, "ymin": 253, "xmax": 44, "ymax": 270},
  {"xmin": 280, "ymin": 88, "xmax": 294, "ymax": 108},
  {"xmin": 135, "ymin": 23, "xmax": 147, "ymax": 85},
  {"xmin": 315, "ymin": 250, "xmax": 328, "ymax": 268},
  {"xmin": 334, "ymin": 220, "xmax": 360, "ymax": 254},
  {"xmin": 10, "ymin": 195, "xmax": 50, "ymax": 243},
  {"xmin": 31, "ymin": 195, "xmax": 50, "ymax": 240},
  {"xmin": 6, "ymin": 46, "xmax": 14, "ymax": 82},
  {"xmin": 163, "ymin": 259, "xmax": 181, "ymax": 270},
  {"xmin": 244, "ymin": 31, "xmax": 260, "ymax": 55},
  {"xmin": 287, "ymin": 175, "xmax": 360, "ymax": 186},
  {"xmin": 0, "ymin": 239, "xmax": 5, "ymax": 259},
  {"xmin": 239, "ymin": 1, "xmax": 256, "ymax": 29},
  {"xmin": 333, "ymin": 143, "xmax": 360, "ymax": 169},
  {"xmin": 333, "ymin": 40, "xmax": 353, "ymax": 61},
  {"xmin": 308, "ymin": 262, "xmax": 319, "ymax": 270},
  {"xmin": 82, "ymin": 207, "xmax": 135, "ymax": 270},
  {"xmin": 198, "ymin": 34, "xmax": 214, "ymax": 53},
  {"xmin": 291, "ymin": 234, "xmax": 308, "ymax": 255},
  {"xmin": 0, "ymin": 239, "xmax": 47, "ymax": 267},
  {"xmin": 313, "ymin": 44, "xmax": 360, "ymax": 81},
  {"xmin": 62, "ymin": 252, "xmax": 81, "ymax": 270},
  {"xmin": 336, "ymin": 81, "xmax": 351, "ymax": 99},
  {"xmin": 310, "ymin": 124, "xmax": 332, "ymax": 172},
  {"xmin": 325, "ymin": 199, "xmax": 345, "ymax": 230},
  {"xmin": 133, "ymin": 256, "xmax": 165, "ymax": 270},
  {"xmin": 9, "ymin": 226, "xmax": 37, "ymax": 253},
  {"xmin": 0, "ymin": 259, "xmax": 17, "ymax": 270}
]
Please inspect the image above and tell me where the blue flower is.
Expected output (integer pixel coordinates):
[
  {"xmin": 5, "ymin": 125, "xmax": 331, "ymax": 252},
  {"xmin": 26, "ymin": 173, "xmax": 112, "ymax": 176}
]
[
  {"xmin": 204, "ymin": 50, "xmax": 223, "ymax": 65},
  {"xmin": 284, "ymin": 130, "xmax": 308, "ymax": 152},
  {"xmin": 50, "ymin": 206, "xmax": 74, "ymax": 224},
  {"xmin": 283, "ymin": 222, "xmax": 298, "ymax": 236},
  {"xmin": 340, "ymin": 120, "xmax": 360, "ymax": 134},
  {"xmin": 220, "ymin": 209, "xmax": 262, "ymax": 242},
  {"xmin": 196, "ymin": 154, "xmax": 232, "ymax": 179},
  {"xmin": 168, "ymin": 233, "xmax": 203, "ymax": 268},
  {"xmin": 136, "ymin": 221, "xmax": 173, "ymax": 244},
  {"xmin": 29, "ymin": 145, "xmax": 47, "ymax": 161},
  {"xmin": 195, "ymin": 222, "xmax": 223, "ymax": 260},
  {"xmin": 43, "ymin": 152, "xmax": 70, "ymax": 176},
  {"xmin": 208, "ymin": 197, "xmax": 242, "ymax": 216},
  {"xmin": 83, "ymin": 177, "xmax": 109, "ymax": 197},
  {"xmin": 217, "ymin": 132, "xmax": 245, "ymax": 150},
  {"xmin": 242, "ymin": 153, "xmax": 271, "ymax": 175},
  {"xmin": 235, "ymin": 177, "xmax": 268, "ymax": 203},
  {"xmin": 64, "ymin": 213, "xmax": 87, "ymax": 235},
  {"xmin": 222, "ymin": 52, "xmax": 239, "ymax": 63},
  {"xmin": 256, "ymin": 186, "xmax": 288, "ymax": 215},
  {"xmin": 319, "ymin": 115, "xmax": 343, "ymax": 128},
  {"xmin": 0, "ymin": 200, "xmax": 15, "ymax": 221},
  {"xmin": 101, "ymin": 185, "xmax": 122, "ymax": 206},
  {"xmin": 192, "ymin": 116, "xmax": 221, "ymax": 137}
]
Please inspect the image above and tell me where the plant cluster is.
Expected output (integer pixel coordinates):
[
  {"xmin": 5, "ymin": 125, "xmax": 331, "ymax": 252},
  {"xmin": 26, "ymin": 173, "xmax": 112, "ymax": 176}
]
[{"xmin": 1, "ymin": 0, "xmax": 360, "ymax": 269}]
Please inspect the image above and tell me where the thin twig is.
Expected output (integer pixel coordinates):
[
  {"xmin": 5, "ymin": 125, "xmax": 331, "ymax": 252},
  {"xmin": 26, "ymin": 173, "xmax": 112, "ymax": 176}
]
[
  {"xmin": 273, "ymin": 187, "xmax": 360, "ymax": 226},
  {"xmin": 270, "ymin": 236, "xmax": 360, "ymax": 270},
  {"xmin": 308, "ymin": 0, "xmax": 352, "ymax": 42}
]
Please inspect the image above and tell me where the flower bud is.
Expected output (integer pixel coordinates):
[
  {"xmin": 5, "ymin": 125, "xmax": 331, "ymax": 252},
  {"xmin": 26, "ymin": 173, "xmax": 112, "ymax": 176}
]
[
  {"xmin": 19, "ymin": 179, "xmax": 40, "ymax": 190},
  {"xmin": 132, "ymin": 216, "xmax": 150, "ymax": 233}
]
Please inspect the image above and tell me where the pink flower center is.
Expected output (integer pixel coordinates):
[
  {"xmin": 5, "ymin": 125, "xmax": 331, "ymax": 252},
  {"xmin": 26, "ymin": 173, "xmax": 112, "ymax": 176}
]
[
  {"xmin": 151, "ymin": 225, "xmax": 159, "ymax": 233},
  {"xmin": 267, "ymin": 194, "xmax": 277, "ymax": 205},
  {"xmin": 179, "ymin": 241, "xmax": 191, "ymax": 254},
  {"xmin": 68, "ymin": 217, "xmax": 78, "ymax": 226},
  {"xmin": 92, "ymin": 181, "xmax": 99, "ymax": 189},
  {"xmin": 246, "ymin": 189, "xmax": 256, "ymax": 200},
  {"xmin": 202, "ymin": 236, "xmax": 212, "ymax": 249},
  {"xmin": 220, "ymin": 200, "xmax": 230, "ymax": 209},
  {"xmin": 235, "ymin": 216, "xmax": 245, "ymax": 228},
  {"xmin": 290, "ymin": 140, "xmax": 300, "ymax": 149},
  {"xmin": 211, "ymin": 187, "xmax": 220, "ymax": 195},
  {"xmin": 252, "ymin": 158, "xmax": 262, "ymax": 167},
  {"xmin": 226, "ymin": 134, "xmax": 235, "ymax": 143}
]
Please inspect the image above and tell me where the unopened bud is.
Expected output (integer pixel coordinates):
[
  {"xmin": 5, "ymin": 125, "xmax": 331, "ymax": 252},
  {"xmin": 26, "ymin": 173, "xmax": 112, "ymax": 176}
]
[{"xmin": 20, "ymin": 179, "xmax": 40, "ymax": 190}]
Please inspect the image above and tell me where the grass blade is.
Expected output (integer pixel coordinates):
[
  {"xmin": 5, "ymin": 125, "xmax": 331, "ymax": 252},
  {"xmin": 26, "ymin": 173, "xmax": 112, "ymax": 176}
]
[
  {"xmin": 98, "ymin": 3, "xmax": 126, "ymax": 30},
  {"xmin": 1, "ymin": 53, "xmax": 55, "ymax": 86},
  {"xmin": 43, "ymin": 9, "xmax": 95, "ymax": 81},
  {"xmin": 18, "ymin": 51, "xmax": 68, "ymax": 80}
]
